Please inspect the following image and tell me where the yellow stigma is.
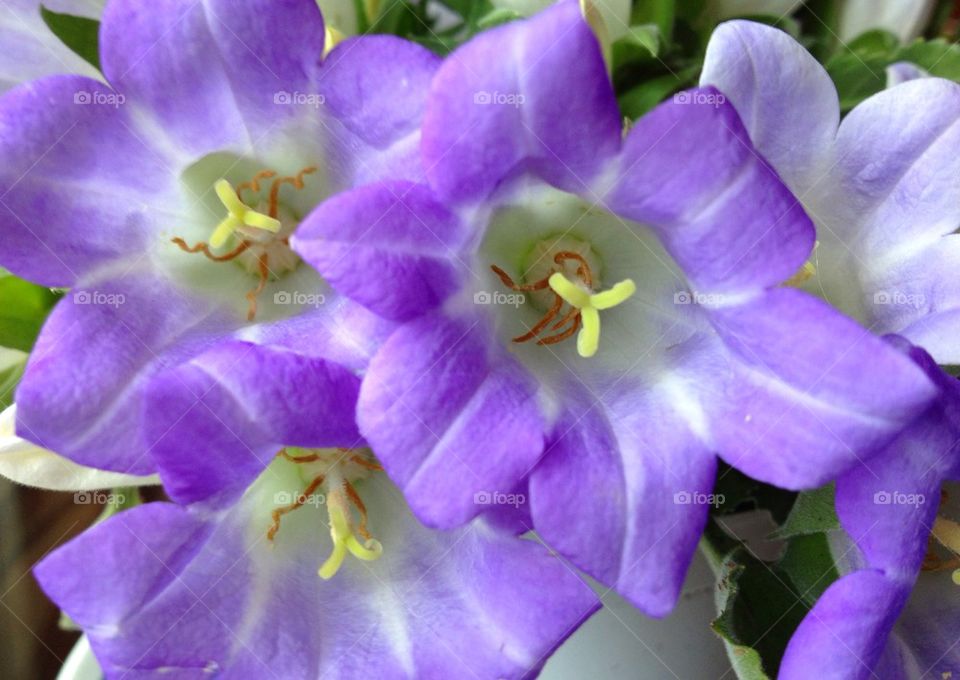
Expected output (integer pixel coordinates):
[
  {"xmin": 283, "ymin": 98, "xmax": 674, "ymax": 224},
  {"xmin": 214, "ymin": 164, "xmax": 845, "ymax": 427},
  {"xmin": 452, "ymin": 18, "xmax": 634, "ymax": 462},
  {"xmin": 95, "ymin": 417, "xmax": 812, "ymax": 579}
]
[
  {"xmin": 318, "ymin": 491, "xmax": 383, "ymax": 580},
  {"xmin": 209, "ymin": 178, "xmax": 281, "ymax": 249},
  {"xmin": 548, "ymin": 272, "xmax": 636, "ymax": 358}
]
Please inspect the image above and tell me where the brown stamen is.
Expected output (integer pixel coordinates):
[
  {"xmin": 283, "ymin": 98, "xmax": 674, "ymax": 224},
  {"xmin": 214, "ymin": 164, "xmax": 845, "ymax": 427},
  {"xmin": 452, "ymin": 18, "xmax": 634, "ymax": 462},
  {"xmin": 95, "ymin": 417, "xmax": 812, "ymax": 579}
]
[
  {"xmin": 513, "ymin": 294, "xmax": 563, "ymax": 343},
  {"xmin": 171, "ymin": 237, "xmax": 250, "ymax": 262},
  {"xmin": 236, "ymin": 170, "xmax": 277, "ymax": 201},
  {"xmin": 343, "ymin": 480, "xmax": 372, "ymax": 541},
  {"xmin": 278, "ymin": 448, "xmax": 322, "ymax": 463},
  {"xmin": 245, "ymin": 253, "xmax": 270, "ymax": 321},
  {"xmin": 490, "ymin": 265, "xmax": 552, "ymax": 292},
  {"xmin": 349, "ymin": 454, "xmax": 383, "ymax": 472},
  {"xmin": 554, "ymin": 251, "xmax": 593, "ymax": 287},
  {"xmin": 550, "ymin": 305, "xmax": 580, "ymax": 331},
  {"xmin": 267, "ymin": 166, "xmax": 317, "ymax": 218},
  {"xmin": 490, "ymin": 250, "xmax": 597, "ymax": 348},
  {"xmin": 267, "ymin": 473, "xmax": 325, "ymax": 542},
  {"xmin": 538, "ymin": 314, "xmax": 581, "ymax": 345},
  {"xmin": 173, "ymin": 166, "xmax": 316, "ymax": 322}
]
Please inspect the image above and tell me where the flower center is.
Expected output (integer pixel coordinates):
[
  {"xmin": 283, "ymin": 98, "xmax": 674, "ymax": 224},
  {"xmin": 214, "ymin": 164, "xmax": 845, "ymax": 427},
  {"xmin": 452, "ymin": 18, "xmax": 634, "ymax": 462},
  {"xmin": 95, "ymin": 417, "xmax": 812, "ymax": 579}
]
[
  {"xmin": 172, "ymin": 167, "xmax": 316, "ymax": 321},
  {"xmin": 491, "ymin": 236, "xmax": 636, "ymax": 358},
  {"xmin": 266, "ymin": 446, "xmax": 384, "ymax": 580}
]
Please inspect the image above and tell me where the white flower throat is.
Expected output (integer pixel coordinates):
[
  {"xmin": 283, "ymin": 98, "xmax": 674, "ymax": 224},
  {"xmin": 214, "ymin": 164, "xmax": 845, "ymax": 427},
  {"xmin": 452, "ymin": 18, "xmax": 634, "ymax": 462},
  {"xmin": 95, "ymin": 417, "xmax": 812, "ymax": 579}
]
[
  {"xmin": 172, "ymin": 167, "xmax": 315, "ymax": 321},
  {"xmin": 267, "ymin": 447, "xmax": 384, "ymax": 580},
  {"xmin": 491, "ymin": 235, "xmax": 636, "ymax": 358}
]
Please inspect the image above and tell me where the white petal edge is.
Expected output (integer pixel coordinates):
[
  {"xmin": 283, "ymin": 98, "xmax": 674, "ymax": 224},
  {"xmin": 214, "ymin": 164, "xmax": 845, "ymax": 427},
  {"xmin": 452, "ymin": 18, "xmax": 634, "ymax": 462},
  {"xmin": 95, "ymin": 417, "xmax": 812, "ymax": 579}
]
[{"xmin": 0, "ymin": 405, "xmax": 159, "ymax": 491}]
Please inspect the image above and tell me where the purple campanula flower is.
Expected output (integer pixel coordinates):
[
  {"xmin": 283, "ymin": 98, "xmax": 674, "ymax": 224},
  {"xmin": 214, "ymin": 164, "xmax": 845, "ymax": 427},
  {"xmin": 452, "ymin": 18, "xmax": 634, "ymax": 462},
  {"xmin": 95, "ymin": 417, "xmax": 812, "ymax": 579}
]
[
  {"xmin": 4, "ymin": 5, "xmax": 602, "ymax": 676},
  {"xmin": 700, "ymin": 22, "xmax": 960, "ymax": 677},
  {"xmin": 35, "ymin": 446, "xmax": 600, "ymax": 678},
  {"xmin": 701, "ymin": 20, "xmax": 960, "ymax": 363},
  {"xmin": 0, "ymin": 0, "xmax": 439, "ymax": 485},
  {"xmin": 292, "ymin": 0, "xmax": 936, "ymax": 616},
  {"xmin": 781, "ymin": 340, "xmax": 960, "ymax": 680}
]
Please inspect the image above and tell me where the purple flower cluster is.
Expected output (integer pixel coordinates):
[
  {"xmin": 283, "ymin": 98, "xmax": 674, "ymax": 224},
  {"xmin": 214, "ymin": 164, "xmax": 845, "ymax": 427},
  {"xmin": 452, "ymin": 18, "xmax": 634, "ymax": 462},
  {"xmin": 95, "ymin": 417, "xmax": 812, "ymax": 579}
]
[{"xmin": 0, "ymin": 0, "xmax": 957, "ymax": 677}]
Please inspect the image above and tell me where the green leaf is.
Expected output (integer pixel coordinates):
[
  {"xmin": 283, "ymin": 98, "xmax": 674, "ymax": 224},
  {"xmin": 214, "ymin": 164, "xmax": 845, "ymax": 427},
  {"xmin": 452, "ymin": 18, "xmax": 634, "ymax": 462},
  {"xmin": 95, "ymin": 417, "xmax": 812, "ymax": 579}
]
[
  {"xmin": 40, "ymin": 5, "xmax": 101, "ymax": 71},
  {"xmin": 0, "ymin": 275, "xmax": 59, "ymax": 353},
  {"xmin": 777, "ymin": 533, "xmax": 840, "ymax": 607},
  {"xmin": 712, "ymin": 556, "xmax": 772, "ymax": 680},
  {"xmin": 771, "ymin": 484, "xmax": 839, "ymax": 539},
  {"xmin": 712, "ymin": 547, "xmax": 806, "ymax": 679},
  {"xmin": 710, "ymin": 533, "xmax": 839, "ymax": 679},
  {"xmin": 711, "ymin": 464, "xmax": 797, "ymax": 523},
  {"xmin": 825, "ymin": 51, "xmax": 889, "ymax": 111},
  {"xmin": 630, "ymin": 0, "xmax": 675, "ymax": 44},
  {"xmin": 897, "ymin": 39, "xmax": 960, "ymax": 81},
  {"xmin": 824, "ymin": 30, "xmax": 900, "ymax": 111},
  {"xmin": 795, "ymin": 0, "xmax": 843, "ymax": 59},
  {"xmin": 0, "ymin": 350, "xmax": 26, "ymax": 410},
  {"xmin": 617, "ymin": 73, "xmax": 684, "ymax": 119},
  {"xmin": 475, "ymin": 7, "xmax": 521, "ymax": 30},
  {"xmin": 824, "ymin": 32, "xmax": 960, "ymax": 112},
  {"xmin": 612, "ymin": 24, "xmax": 661, "ymax": 71},
  {"xmin": 845, "ymin": 29, "xmax": 901, "ymax": 56},
  {"xmin": 704, "ymin": 484, "xmax": 844, "ymax": 679}
]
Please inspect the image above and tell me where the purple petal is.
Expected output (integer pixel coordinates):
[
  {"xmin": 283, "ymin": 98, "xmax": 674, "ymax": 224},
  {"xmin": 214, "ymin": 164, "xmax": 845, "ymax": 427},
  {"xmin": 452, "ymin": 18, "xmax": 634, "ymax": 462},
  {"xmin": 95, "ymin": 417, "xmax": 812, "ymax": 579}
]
[
  {"xmin": 835, "ymin": 342, "xmax": 960, "ymax": 577},
  {"xmin": 530, "ymin": 381, "xmax": 716, "ymax": 616},
  {"xmin": 145, "ymin": 340, "xmax": 362, "ymax": 506},
  {"xmin": 605, "ymin": 88, "xmax": 814, "ymax": 296},
  {"xmin": 901, "ymin": 305, "xmax": 960, "ymax": 366},
  {"xmin": 832, "ymin": 78, "xmax": 960, "ymax": 251},
  {"xmin": 886, "ymin": 61, "xmax": 929, "ymax": 87},
  {"xmin": 319, "ymin": 35, "xmax": 440, "ymax": 150},
  {"xmin": 700, "ymin": 20, "xmax": 839, "ymax": 195},
  {"xmin": 357, "ymin": 312, "xmax": 546, "ymax": 529},
  {"xmin": 421, "ymin": 0, "xmax": 621, "ymax": 203},
  {"xmin": 826, "ymin": 79, "xmax": 960, "ymax": 358},
  {"xmin": 705, "ymin": 288, "xmax": 937, "ymax": 488},
  {"xmin": 36, "ymin": 474, "xmax": 599, "ymax": 678},
  {"xmin": 241, "ymin": 299, "xmax": 395, "ymax": 373},
  {"xmin": 0, "ymin": 75, "xmax": 172, "ymax": 286},
  {"xmin": 780, "ymin": 571, "xmax": 906, "ymax": 680},
  {"xmin": 887, "ymin": 569, "xmax": 960, "ymax": 677},
  {"xmin": 15, "ymin": 271, "xmax": 229, "ymax": 475},
  {"xmin": 100, "ymin": 0, "xmax": 324, "ymax": 155},
  {"xmin": 293, "ymin": 181, "xmax": 469, "ymax": 321}
]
